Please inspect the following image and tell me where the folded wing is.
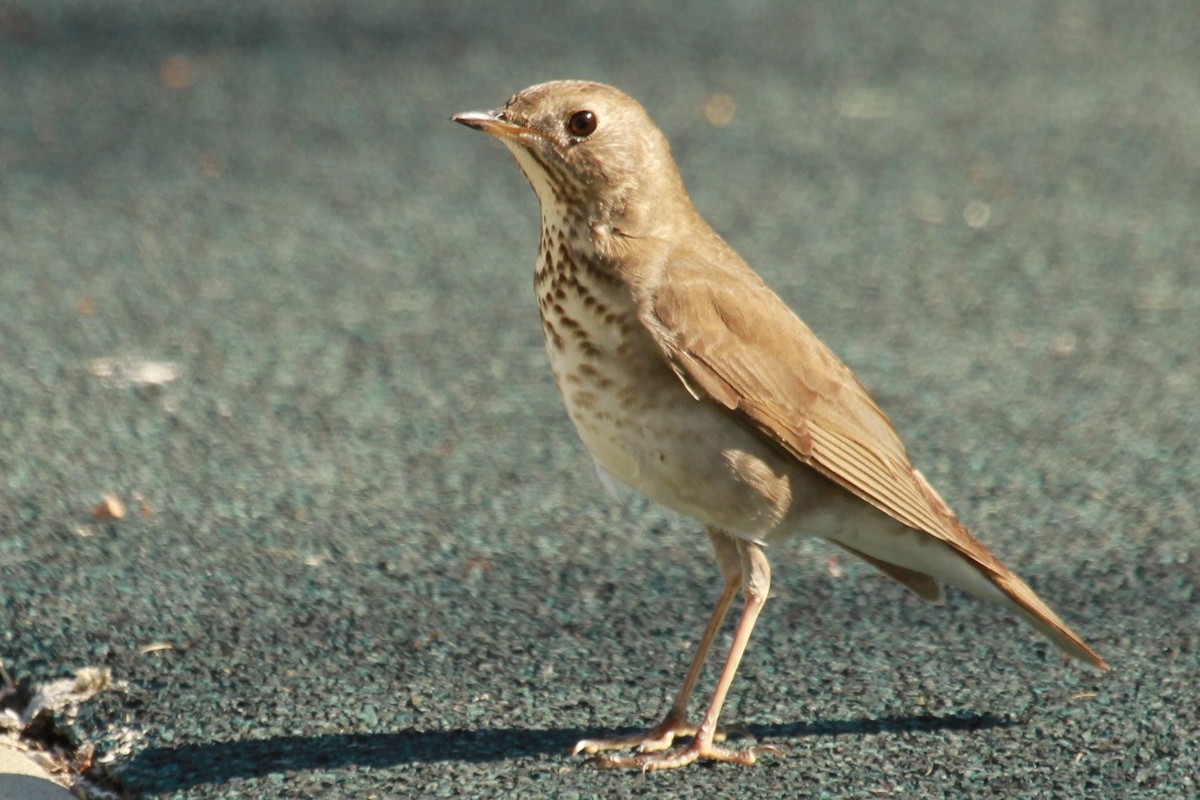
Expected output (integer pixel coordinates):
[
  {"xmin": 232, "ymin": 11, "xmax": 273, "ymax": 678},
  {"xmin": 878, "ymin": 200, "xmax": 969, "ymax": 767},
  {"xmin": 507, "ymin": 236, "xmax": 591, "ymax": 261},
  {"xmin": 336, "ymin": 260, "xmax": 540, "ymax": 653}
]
[{"xmin": 637, "ymin": 244, "xmax": 1106, "ymax": 669}]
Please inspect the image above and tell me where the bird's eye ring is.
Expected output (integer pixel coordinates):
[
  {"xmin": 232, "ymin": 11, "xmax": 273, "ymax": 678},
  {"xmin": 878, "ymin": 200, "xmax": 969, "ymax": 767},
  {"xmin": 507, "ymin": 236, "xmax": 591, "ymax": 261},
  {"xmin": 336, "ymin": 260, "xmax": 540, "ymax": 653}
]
[{"xmin": 567, "ymin": 110, "xmax": 598, "ymax": 138}]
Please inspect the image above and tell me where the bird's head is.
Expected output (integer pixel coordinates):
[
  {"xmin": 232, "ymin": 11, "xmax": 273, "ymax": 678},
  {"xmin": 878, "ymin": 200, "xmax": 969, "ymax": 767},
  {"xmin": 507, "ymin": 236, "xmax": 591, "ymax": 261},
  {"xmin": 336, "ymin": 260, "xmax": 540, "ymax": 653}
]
[{"xmin": 454, "ymin": 80, "xmax": 691, "ymax": 242}]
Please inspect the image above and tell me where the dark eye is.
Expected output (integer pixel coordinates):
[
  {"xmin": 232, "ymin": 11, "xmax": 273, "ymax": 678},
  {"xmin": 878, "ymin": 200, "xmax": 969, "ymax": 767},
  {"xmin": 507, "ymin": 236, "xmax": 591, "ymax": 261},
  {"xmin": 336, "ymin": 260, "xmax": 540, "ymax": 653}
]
[{"xmin": 567, "ymin": 110, "xmax": 597, "ymax": 137}]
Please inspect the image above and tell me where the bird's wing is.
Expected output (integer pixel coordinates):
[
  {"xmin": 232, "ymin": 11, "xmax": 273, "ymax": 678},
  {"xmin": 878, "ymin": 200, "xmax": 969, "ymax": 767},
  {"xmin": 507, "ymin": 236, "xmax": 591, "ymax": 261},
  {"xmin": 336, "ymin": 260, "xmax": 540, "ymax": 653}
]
[
  {"xmin": 638, "ymin": 249, "xmax": 1000, "ymax": 567},
  {"xmin": 633, "ymin": 236, "xmax": 1108, "ymax": 670}
]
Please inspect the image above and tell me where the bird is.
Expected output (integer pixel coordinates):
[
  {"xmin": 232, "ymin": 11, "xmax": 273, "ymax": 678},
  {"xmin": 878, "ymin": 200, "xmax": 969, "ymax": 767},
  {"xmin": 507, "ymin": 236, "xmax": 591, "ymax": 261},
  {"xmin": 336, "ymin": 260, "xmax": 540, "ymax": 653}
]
[{"xmin": 452, "ymin": 80, "xmax": 1107, "ymax": 771}]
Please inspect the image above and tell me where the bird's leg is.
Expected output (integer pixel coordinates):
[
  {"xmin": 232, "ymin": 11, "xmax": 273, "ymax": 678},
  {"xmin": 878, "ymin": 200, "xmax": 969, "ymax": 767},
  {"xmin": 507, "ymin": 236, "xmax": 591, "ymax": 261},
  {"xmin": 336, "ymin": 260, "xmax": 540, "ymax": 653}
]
[
  {"xmin": 587, "ymin": 538, "xmax": 782, "ymax": 770},
  {"xmin": 573, "ymin": 528, "xmax": 743, "ymax": 755}
]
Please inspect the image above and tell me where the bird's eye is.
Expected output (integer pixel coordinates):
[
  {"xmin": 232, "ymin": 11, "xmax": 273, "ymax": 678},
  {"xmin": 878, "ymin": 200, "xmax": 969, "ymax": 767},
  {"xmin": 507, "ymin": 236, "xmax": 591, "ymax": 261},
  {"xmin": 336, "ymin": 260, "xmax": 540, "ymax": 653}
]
[{"xmin": 567, "ymin": 110, "xmax": 598, "ymax": 138}]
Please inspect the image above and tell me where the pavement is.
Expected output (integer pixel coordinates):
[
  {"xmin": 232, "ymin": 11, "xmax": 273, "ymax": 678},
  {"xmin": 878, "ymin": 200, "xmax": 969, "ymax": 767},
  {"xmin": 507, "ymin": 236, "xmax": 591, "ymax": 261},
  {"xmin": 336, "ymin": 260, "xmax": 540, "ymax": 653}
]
[{"xmin": 2, "ymin": 1, "xmax": 1199, "ymax": 798}]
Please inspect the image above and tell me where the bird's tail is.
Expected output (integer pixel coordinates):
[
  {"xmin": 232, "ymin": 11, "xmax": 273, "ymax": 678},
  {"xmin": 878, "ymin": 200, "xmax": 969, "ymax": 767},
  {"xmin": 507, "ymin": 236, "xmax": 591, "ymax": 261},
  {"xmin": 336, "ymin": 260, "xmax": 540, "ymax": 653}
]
[
  {"xmin": 826, "ymin": 521, "xmax": 1108, "ymax": 670},
  {"xmin": 986, "ymin": 567, "xmax": 1109, "ymax": 670}
]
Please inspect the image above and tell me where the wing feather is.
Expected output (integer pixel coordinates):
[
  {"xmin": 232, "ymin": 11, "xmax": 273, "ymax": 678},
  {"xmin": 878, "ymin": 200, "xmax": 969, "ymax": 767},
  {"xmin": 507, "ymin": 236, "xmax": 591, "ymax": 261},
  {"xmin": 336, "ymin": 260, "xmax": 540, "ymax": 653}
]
[{"xmin": 642, "ymin": 258, "xmax": 991, "ymax": 561}]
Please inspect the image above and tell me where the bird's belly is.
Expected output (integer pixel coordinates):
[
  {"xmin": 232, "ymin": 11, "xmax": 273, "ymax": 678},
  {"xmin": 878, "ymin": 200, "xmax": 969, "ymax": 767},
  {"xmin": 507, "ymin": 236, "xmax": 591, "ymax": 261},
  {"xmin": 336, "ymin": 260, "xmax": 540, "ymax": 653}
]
[{"xmin": 541, "ymin": 296, "xmax": 838, "ymax": 541}]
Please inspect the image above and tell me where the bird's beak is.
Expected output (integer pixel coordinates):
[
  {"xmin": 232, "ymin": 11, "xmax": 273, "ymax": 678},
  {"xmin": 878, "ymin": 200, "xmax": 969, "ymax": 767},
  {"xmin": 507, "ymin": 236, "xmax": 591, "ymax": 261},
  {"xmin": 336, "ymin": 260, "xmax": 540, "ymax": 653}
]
[{"xmin": 452, "ymin": 109, "xmax": 537, "ymax": 140}]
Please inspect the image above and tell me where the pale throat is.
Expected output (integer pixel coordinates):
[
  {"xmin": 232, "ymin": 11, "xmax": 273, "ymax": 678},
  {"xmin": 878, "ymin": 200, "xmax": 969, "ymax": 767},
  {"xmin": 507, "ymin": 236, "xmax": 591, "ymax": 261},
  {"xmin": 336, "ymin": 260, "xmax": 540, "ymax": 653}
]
[
  {"xmin": 505, "ymin": 141, "xmax": 640, "ymax": 379},
  {"xmin": 506, "ymin": 144, "xmax": 597, "ymax": 255}
]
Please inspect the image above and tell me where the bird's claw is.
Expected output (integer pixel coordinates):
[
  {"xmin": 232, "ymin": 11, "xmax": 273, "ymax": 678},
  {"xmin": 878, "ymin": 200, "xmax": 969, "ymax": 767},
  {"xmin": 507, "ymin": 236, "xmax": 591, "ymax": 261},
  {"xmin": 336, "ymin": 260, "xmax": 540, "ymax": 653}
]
[
  {"xmin": 571, "ymin": 715, "xmax": 736, "ymax": 755},
  {"xmin": 582, "ymin": 741, "xmax": 782, "ymax": 771}
]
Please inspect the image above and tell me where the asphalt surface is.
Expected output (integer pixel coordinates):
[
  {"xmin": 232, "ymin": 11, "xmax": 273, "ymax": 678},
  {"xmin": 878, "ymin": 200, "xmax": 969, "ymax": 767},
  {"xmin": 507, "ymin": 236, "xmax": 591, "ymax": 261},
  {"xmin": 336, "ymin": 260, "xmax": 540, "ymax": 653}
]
[{"xmin": 2, "ymin": 1, "xmax": 1199, "ymax": 798}]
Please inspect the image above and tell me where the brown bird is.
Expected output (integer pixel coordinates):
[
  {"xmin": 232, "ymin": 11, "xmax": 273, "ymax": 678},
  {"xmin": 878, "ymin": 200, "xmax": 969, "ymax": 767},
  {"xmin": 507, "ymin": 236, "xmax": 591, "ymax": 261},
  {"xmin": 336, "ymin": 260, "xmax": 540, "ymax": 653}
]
[{"xmin": 453, "ymin": 80, "xmax": 1107, "ymax": 771}]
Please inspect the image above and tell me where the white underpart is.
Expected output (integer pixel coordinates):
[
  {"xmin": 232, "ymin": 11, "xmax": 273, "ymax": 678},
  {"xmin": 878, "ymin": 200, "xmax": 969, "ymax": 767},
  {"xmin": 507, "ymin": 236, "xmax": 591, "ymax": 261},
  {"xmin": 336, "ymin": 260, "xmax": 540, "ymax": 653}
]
[
  {"xmin": 504, "ymin": 143, "xmax": 709, "ymax": 514},
  {"xmin": 826, "ymin": 522, "xmax": 1009, "ymax": 606}
]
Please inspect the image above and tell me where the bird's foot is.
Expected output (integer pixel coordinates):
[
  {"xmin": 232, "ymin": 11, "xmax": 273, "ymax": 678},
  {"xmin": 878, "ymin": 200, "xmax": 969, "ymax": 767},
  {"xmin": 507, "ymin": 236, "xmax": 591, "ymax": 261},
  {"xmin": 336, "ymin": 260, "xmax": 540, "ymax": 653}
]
[
  {"xmin": 583, "ymin": 740, "xmax": 783, "ymax": 771},
  {"xmin": 572, "ymin": 711, "xmax": 742, "ymax": 755}
]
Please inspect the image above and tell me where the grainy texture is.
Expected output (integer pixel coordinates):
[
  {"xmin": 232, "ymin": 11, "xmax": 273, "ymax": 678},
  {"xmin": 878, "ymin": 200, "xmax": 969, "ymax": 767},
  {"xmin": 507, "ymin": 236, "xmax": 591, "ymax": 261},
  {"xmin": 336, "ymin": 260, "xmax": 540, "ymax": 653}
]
[{"xmin": 1, "ymin": 0, "xmax": 1197, "ymax": 797}]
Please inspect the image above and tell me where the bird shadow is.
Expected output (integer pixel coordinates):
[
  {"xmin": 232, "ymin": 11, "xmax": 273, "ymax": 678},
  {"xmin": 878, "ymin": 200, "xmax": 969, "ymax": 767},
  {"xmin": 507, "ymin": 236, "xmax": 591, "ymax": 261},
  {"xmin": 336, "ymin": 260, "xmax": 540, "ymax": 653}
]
[{"xmin": 127, "ymin": 712, "xmax": 1014, "ymax": 792}]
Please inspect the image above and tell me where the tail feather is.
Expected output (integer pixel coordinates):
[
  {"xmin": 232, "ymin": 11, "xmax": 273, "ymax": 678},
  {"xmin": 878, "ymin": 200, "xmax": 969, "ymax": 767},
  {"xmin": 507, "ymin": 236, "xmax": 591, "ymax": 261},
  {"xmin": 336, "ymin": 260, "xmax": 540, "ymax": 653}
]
[
  {"xmin": 826, "ymin": 523, "xmax": 1108, "ymax": 670},
  {"xmin": 988, "ymin": 569, "xmax": 1109, "ymax": 670}
]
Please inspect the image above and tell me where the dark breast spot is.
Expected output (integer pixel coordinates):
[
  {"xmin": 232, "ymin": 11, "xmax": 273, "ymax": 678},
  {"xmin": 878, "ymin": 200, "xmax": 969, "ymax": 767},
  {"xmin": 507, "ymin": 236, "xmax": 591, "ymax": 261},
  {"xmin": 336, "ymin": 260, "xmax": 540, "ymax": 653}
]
[{"xmin": 542, "ymin": 317, "xmax": 565, "ymax": 351}]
